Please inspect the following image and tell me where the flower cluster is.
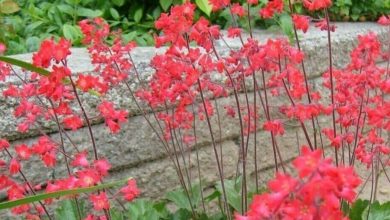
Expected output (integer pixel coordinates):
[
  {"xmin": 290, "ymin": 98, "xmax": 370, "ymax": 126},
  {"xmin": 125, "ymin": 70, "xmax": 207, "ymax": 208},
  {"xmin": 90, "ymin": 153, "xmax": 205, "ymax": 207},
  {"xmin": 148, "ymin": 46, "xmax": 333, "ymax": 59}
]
[
  {"xmin": 0, "ymin": 17, "xmax": 139, "ymax": 218},
  {"xmin": 237, "ymin": 147, "xmax": 361, "ymax": 219}
]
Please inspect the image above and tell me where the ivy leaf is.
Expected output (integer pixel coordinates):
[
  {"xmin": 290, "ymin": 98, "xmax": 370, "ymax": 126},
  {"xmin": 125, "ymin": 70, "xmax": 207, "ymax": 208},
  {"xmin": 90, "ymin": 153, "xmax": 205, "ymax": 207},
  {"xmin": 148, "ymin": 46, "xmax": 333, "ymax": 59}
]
[
  {"xmin": 196, "ymin": 0, "xmax": 212, "ymax": 17},
  {"xmin": 0, "ymin": 0, "xmax": 20, "ymax": 14},
  {"xmin": 160, "ymin": 0, "xmax": 173, "ymax": 11}
]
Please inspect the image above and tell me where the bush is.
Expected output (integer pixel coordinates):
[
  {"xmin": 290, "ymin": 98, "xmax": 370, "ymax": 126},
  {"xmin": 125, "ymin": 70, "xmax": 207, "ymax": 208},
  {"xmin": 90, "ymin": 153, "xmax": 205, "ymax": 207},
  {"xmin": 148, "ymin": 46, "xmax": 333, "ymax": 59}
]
[{"xmin": 1, "ymin": 0, "xmax": 388, "ymax": 55}]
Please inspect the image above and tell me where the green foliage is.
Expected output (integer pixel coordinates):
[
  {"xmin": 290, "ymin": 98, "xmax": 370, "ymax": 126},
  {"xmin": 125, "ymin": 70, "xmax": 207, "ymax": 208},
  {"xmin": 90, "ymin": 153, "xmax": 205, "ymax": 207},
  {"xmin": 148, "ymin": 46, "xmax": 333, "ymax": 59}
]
[
  {"xmin": 195, "ymin": 0, "xmax": 212, "ymax": 17},
  {"xmin": 362, "ymin": 201, "xmax": 390, "ymax": 220},
  {"xmin": 278, "ymin": 12, "xmax": 294, "ymax": 42},
  {"xmin": 55, "ymin": 199, "xmax": 86, "ymax": 220},
  {"xmin": 327, "ymin": 0, "xmax": 389, "ymax": 21},
  {"xmin": 0, "ymin": 0, "xmax": 20, "ymax": 14},
  {"xmin": 166, "ymin": 183, "xmax": 202, "ymax": 211},
  {"xmin": 349, "ymin": 199, "xmax": 370, "ymax": 220},
  {"xmin": 1, "ymin": 0, "xmax": 388, "ymax": 55},
  {"xmin": 126, "ymin": 199, "xmax": 167, "ymax": 220},
  {"xmin": 0, "ymin": 0, "xmax": 162, "ymax": 54},
  {"xmin": 346, "ymin": 199, "xmax": 390, "ymax": 220},
  {"xmin": 215, "ymin": 178, "xmax": 243, "ymax": 213}
]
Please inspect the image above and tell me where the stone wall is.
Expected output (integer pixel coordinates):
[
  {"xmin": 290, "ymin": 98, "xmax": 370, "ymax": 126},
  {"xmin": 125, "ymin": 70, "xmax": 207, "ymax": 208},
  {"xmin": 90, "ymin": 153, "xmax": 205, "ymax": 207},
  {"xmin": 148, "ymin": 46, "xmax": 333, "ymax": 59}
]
[{"xmin": 0, "ymin": 22, "xmax": 389, "ymax": 204}]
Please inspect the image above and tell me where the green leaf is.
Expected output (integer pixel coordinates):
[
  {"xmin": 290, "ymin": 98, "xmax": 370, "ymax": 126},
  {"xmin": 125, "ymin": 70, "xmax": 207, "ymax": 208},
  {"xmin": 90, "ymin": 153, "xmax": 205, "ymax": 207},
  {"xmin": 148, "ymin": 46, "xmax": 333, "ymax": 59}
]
[
  {"xmin": 165, "ymin": 183, "xmax": 202, "ymax": 211},
  {"xmin": 63, "ymin": 24, "xmax": 81, "ymax": 42},
  {"xmin": 77, "ymin": 7, "xmax": 102, "ymax": 17},
  {"xmin": 152, "ymin": 7, "xmax": 162, "ymax": 19},
  {"xmin": 110, "ymin": 8, "xmax": 120, "ymax": 20},
  {"xmin": 0, "ymin": 0, "xmax": 20, "ymax": 14},
  {"xmin": 112, "ymin": 0, "xmax": 125, "ymax": 7},
  {"xmin": 166, "ymin": 189, "xmax": 192, "ymax": 211},
  {"xmin": 160, "ymin": 0, "xmax": 173, "ymax": 11},
  {"xmin": 362, "ymin": 201, "xmax": 390, "ymax": 220},
  {"xmin": 133, "ymin": 7, "xmax": 143, "ymax": 23},
  {"xmin": 57, "ymin": 4, "xmax": 75, "ymax": 16},
  {"xmin": 55, "ymin": 199, "xmax": 86, "ymax": 220},
  {"xmin": 170, "ymin": 209, "xmax": 192, "ymax": 220},
  {"xmin": 26, "ymin": 21, "xmax": 45, "ymax": 34},
  {"xmin": 0, "ymin": 178, "xmax": 129, "ymax": 210},
  {"xmin": 110, "ymin": 207, "xmax": 125, "ymax": 220},
  {"xmin": 65, "ymin": 0, "xmax": 81, "ymax": 4},
  {"xmin": 215, "ymin": 178, "xmax": 242, "ymax": 213},
  {"xmin": 126, "ymin": 199, "xmax": 161, "ymax": 220},
  {"xmin": 350, "ymin": 199, "xmax": 369, "ymax": 220},
  {"xmin": 279, "ymin": 13, "xmax": 294, "ymax": 42},
  {"xmin": 0, "ymin": 56, "xmax": 50, "ymax": 76},
  {"xmin": 195, "ymin": 0, "xmax": 212, "ymax": 17},
  {"xmin": 122, "ymin": 31, "xmax": 138, "ymax": 43},
  {"xmin": 26, "ymin": 37, "xmax": 40, "ymax": 52}
]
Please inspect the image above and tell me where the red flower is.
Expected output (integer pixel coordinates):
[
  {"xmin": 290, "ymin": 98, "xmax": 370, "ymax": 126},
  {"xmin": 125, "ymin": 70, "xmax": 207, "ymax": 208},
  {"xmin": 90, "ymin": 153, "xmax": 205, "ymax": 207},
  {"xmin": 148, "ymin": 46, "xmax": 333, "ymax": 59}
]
[
  {"xmin": 9, "ymin": 159, "xmax": 20, "ymax": 175},
  {"xmin": 378, "ymin": 15, "xmax": 390, "ymax": 26},
  {"xmin": 15, "ymin": 144, "xmax": 32, "ymax": 160},
  {"xmin": 314, "ymin": 19, "xmax": 336, "ymax": 32},
  {"xmin": 0, "ymin": 43, "xmax": 6, "ymax": 54},
  {"xmin": 77, "ymin": 169, "xmax": 101, "ymax": 187},
  {"xmin": 90, "ymin": 192, "xmax": 110, "ymax": 211},
  {"xmin": 292, "ymin": 14, "xmax": 310, "ymax": 33},
  {"xmin": 32, "ymin": 38, "xmax": 71, "ymax": 68},
  {"xmin": 259, "ymin": 0, "xmax": 283, "ymax": 19},
  {"xmin": 42, "ymin": 151, "xmax": 57, "ymax": 167},
  {"xmin": 71, "ymin": 151, "xmax": 89, "ymax": 167},
  {"xmin": 239, "ymin": 147, "xmax": 361, "ymax": 219},
  {"xmin": 247, "ymin": 0, "xmax": 258, "ymax": 5},
  {"xmin": 93, "ymin": 159, "xmax": 111, "ymax": 176},
  {"xmin": 76, "ymin": 74, "xmax": 93, "ymax": 92},
  {"xmin": 0, "ymin": 139, "xmax": 10, "ymax": 150},
  {"xmin": 263, "ymin": 120, "xmax": 284, "ymax": 136},
  {"xmin": 227, "ymin": 27, "xmax": 241, "ymax": 38},
  {"xmin": 98, "ymin": 101, "xmax": 128, "ymax": 133},
  {"xmin": 302, "ymin": 0, "xmax": 332, "ymax": 11},
  {"xmin": 231, "ymin": 3, "xmax": 245, "ymax": 17},
  {"xmin": 120, "ymin": 179, "xmax": 140, "ymax": 201},
  {"xmin": 292, "ymin": 146, "xmax": 322, "ymax": 177},
  {"xmin": 209, "ymin": 0, "xmax": 230, "ymax": 11},
  {"xmin": 63, "ymin": 115, "xmax": 83, "ymax": 131}
]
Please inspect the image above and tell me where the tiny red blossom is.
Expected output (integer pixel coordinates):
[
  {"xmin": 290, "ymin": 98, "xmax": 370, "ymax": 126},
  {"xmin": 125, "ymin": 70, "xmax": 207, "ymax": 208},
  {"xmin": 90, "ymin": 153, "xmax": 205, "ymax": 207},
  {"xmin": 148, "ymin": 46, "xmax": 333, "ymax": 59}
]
[
  {"xmin": 120, "ymin": 179, "xmax": 140, "ymax": 201},
  {"xmin": 90, "ymin": 192, "xmax": 110, "ymax": 211}
]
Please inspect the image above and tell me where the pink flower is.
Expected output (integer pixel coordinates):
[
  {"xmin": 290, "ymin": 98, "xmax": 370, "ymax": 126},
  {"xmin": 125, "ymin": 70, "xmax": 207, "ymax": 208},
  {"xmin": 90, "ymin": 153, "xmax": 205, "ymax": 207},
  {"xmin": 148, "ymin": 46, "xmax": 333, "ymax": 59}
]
[
  {"xmin": 90, "ymin": 192, "xmax": 110, "ymax": 211},
  {"xmin": 120, "ymin": 179, "xmax": 140, "ymax": 201}
]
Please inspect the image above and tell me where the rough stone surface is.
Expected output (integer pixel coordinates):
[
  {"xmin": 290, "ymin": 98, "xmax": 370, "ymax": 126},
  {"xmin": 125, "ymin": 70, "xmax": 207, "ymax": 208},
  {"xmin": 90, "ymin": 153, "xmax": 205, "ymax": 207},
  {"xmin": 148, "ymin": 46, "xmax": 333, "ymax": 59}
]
[{"xmin": 1, "ymin": 23, "xmax": 387, "ymax": 140}]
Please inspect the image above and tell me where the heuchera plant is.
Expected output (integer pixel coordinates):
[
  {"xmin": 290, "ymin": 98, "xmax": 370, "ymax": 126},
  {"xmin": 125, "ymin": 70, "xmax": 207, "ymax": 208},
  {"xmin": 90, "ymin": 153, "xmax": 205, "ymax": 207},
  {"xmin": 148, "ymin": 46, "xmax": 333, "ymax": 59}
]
[{"xmin": 0, "ymin": 0, "xmax": 389, "ymax": 219}]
